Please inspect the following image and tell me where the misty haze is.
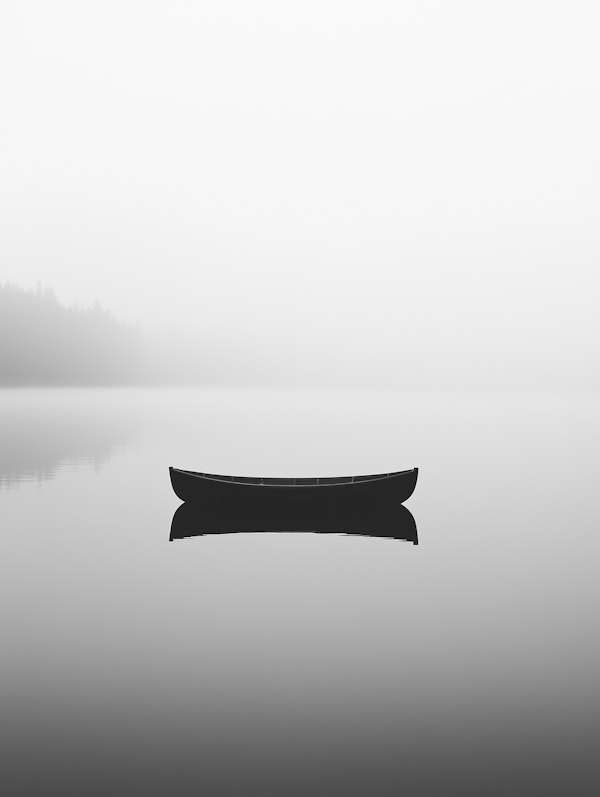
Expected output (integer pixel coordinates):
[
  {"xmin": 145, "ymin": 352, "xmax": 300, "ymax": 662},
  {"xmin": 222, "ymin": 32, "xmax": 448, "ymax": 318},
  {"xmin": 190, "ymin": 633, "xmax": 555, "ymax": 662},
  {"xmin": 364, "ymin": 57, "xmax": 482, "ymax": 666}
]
[
  {"xmin": 1, "ymin": 2, "xmax": 598, "ymax": 390},
  {"xmin": 1, "ymin": 2, "xmax": 599, "ymax": 795},
  {"xmin": 1, "ymin": 279, "xmax": 597, "ymax": 390}
]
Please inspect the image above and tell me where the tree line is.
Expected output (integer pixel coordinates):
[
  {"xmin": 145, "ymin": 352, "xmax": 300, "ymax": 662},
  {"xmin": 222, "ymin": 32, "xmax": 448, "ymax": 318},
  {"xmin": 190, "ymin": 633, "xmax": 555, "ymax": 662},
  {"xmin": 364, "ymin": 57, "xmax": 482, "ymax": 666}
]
[{"xmin": 0, "ymin": 283, "xmax": 143, "ymax": 385}]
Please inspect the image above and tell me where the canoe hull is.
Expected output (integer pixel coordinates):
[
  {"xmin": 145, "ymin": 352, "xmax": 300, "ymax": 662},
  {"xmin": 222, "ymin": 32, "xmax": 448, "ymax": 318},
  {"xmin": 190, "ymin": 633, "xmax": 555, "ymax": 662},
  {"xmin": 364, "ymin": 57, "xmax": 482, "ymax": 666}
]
[{"xmin": 169, "ymin": 467, "xmax": 418, "ymax": 506}]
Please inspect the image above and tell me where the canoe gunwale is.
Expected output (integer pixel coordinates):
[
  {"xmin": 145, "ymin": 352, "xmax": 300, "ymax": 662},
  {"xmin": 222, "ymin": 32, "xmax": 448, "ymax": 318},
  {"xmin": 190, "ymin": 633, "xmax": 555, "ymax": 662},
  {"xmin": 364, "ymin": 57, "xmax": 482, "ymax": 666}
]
[{"xmin": 170, "ymin": 467, "xmax": 417, "ymax": 488}]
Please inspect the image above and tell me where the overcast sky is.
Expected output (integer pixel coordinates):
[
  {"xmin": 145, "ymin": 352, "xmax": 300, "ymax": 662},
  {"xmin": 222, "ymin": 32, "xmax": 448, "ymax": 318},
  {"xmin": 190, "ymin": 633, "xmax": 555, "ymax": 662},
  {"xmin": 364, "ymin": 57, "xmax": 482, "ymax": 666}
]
[{"xmin": 1, "ymin": 1, "xmax": 598, "ymax": 386}]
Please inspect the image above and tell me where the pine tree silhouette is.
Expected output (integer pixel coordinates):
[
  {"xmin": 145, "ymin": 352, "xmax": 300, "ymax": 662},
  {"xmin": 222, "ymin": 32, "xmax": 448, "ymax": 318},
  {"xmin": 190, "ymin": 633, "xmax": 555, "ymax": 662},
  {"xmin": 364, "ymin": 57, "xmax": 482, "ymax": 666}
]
[{"xmin": 0, "ymin": 283, "xmax": 143, "ymax": 384}]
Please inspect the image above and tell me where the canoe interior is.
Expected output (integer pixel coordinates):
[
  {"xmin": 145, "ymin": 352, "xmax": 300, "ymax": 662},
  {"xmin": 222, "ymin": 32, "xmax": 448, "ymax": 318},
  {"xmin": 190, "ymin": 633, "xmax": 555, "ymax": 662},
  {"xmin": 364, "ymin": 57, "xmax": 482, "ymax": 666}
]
[{"xmin": 175, "ymin": 468, "xmax": 415, "ymax": 487}]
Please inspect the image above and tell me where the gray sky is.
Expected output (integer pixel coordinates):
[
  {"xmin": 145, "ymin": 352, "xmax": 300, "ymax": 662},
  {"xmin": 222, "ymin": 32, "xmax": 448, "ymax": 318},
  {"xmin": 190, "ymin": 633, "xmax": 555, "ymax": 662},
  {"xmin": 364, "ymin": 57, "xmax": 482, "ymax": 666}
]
[{"xmin": 1, "ymin": 1, "xmax": 598, "ymax": 386}]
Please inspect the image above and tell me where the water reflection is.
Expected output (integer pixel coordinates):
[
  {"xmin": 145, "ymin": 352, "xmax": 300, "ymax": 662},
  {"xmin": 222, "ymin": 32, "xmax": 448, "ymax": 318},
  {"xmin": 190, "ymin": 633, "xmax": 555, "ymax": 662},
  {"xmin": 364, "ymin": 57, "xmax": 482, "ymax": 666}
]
[
  {"xmin": 0, "ymin": 390, "xmax": 140, "ymax": 488},
  {"xmin": 170, "ymin": 496, "xmax": 418, "ymax": 543}
]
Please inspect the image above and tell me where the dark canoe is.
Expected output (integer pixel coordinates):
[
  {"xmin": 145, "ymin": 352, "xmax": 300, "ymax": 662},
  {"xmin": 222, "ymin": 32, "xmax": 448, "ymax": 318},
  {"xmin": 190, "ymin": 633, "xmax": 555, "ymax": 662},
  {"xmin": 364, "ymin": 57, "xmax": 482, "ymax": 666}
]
[{"xmin": 169, "ymin": 467, "xmax": 418, "ymax": 506}]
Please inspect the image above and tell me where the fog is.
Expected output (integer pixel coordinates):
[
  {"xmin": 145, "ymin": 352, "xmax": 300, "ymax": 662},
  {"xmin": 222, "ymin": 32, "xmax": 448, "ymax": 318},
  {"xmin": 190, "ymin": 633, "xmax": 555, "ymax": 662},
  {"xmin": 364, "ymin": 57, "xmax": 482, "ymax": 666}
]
[{"xmin": 1, "ymin": 1, "xmax": 598, "ymax": 388}]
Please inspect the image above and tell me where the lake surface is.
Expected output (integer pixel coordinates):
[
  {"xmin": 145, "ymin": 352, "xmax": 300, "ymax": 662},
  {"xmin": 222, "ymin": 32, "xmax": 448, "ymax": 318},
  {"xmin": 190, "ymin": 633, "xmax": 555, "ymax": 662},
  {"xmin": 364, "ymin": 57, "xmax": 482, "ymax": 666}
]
[{"xmin": 1, "ymin": 388, "xmax": 599, "ymax": 796}]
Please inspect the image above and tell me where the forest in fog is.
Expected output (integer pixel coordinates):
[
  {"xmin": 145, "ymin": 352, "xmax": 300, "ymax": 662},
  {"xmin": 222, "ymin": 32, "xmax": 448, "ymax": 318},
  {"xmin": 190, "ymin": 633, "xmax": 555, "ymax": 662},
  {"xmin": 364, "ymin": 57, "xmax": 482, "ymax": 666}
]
[
  {"xmin": 0, "ymin": 283, "xmax": 143, "ymax": 385},
  {"xmin": 1, "ymin": 281, "xmax": 597, "ymax": 390}
]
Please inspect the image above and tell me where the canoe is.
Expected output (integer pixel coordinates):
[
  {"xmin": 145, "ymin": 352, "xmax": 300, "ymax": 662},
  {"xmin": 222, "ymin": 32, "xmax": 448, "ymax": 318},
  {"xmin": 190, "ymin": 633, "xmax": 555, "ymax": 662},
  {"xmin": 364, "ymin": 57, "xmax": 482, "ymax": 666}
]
[
  {"xmin": 170, "ymin": 497, "xmax": 417, "ymax": 543},
  {"xmin": 169, "ymin": 467, "xmax": 418, "ymax": 506}
]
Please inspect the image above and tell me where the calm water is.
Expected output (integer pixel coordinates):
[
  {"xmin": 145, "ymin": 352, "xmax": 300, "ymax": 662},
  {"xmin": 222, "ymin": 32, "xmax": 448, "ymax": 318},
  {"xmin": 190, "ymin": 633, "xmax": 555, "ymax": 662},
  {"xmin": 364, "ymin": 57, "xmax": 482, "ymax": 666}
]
[{"xmin": 1, "ymin": 388, "xmax": 599, "ymax": 796}]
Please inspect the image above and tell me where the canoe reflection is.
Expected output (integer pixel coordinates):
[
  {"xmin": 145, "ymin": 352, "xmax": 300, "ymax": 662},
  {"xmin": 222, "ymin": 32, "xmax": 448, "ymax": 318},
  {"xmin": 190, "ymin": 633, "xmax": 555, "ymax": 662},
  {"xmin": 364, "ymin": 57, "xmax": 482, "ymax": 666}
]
[{"xmin": 170, "ymin": 494, "xmax": 418, "ymax": 543}]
